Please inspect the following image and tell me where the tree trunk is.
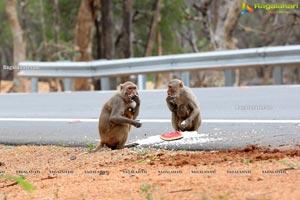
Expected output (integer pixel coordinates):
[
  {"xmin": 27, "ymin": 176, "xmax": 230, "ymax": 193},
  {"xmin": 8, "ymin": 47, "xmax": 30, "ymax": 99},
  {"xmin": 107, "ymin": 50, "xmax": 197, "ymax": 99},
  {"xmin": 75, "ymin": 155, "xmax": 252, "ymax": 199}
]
[
  {"xmin": 39, "ymin": 0, "xmax": 47, "ymax": 45},
  {"xmin": 93, "ymin": 13, "xmax": 102, "ymax": 91},
  {"xmin": 101, "ymin": 0, "xmax": 114, "ymax": 59},
  {"xmin": 0, "ymin": 49, "xmax": 12, "ymax": 80},
  {"xmin": 191, "ymin": 0, "xmax": 242, "ymax": 87},
  {"xmin": 52, "ymin": 0, "xmax": 60, "ymax": 45},
  {"xmin": 49, "ymin": 0, "xmax": 61, "ymax": 92},
  {"xmin": 155, "ymin": 30, "xmax": 170, "ymax": 89},
  {"xmin": 94, "ymin": 15, "xmax": 102, "ymax": 59},
  {"xmin": 6, "ymin": 0, "xmax": 26, "ymax": 93},
  {"xmin": 19, "ymin": 0, "xmax": 37, "ymax": 61},
  {"xmin": 38, "ymin": 0, "xmax": 51, "ymax": 61},
  {"xmin": 145, "ymin": 0, "xmax": 163, "ymax": 89},
  {"xmin": 74, "ymin": 0, "xmax": 99, "ymax": 91},
  {"xmin": 121, "ymin": 0, "xmax": 132, "ymax": 58},
  {"xmin": 119, "ymin": 0, "xmax": 133, "ymax": 83},
  {"xmin": 226, "ymin": 1, "xmax": 241, "ymax": 86},
  {"xmin": 144, "ymin": 0, "xmax": 162, "ymax": 57},
  {"xmin": 215, "ymin": 0, "xmax": 242, "ymax": 86},
  {"xmin": 193, "ymin": 0, "xmax": 214, "ymax": 48},
  {"xmin": 101, "ymin": 0, "xmax": 116, "ymax": 89},
  {"xmin": 214, "ymin": 0, "xmax": 242, "ymax": 50}
]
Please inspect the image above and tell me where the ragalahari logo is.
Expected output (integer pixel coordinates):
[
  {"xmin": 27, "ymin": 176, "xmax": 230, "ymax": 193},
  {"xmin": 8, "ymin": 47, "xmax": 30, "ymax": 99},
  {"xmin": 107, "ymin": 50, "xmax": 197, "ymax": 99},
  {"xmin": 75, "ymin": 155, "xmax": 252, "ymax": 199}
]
[
  {"xmin": 240, "ymin": 2, "xmax": 254, "ymax": 15},
  {"xmin": 240, "ymin": 2, "xmax": 299, "ymax": 15}
]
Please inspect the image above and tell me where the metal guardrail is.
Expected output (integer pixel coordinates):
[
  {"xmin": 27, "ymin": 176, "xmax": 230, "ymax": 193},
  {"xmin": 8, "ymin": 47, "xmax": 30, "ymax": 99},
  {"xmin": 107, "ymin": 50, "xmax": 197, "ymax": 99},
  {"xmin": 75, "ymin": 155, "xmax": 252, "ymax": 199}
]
[{"xmin": 18, "ymin": 45, "xmax": 300, "ymax": 92}]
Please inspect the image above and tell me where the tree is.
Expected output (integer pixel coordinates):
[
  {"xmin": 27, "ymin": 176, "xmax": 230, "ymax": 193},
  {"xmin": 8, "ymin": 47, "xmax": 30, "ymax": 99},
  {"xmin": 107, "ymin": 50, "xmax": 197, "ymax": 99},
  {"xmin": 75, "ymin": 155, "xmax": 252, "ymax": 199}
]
[
  {"xmin": 101, "ymin": 0, "xmax": 114, "ymax": 59},
  {"xmin": 144, "ymin": 0, "xmax": 165, "ymax": 89},
  {"xmin": 0, "ymin": 0, "xmax": 13, "ymax": 83},
  {"xmin": 189, "ymin": 0, "xmax": 242, "ymax": 87},
  {"xmin": 115, "ymin": 0, "xmax": 133, "ymax": 84},
  {"xmin": 6, "ymin": 0, "xmax": 26, "ymax": 92},
  {"xmin": 100, "ymin": 0, "xmax": 116, "ymax": 89},
  {"xmin": 212, "ymin": 0, "xmax": 242, "ymax": 86},
  {"xmin": 120, "ymin": 0, "xmax": 133, "ymax": 58},
  {"xmin": 52, "ymin": 0, "xmax": 59, "ymax": 45},
  {"xmin": 74, "ymin": 0, "xmax": 99, "ymax": 90},
  {"xmin": 144, "ymin": 0, "xmax": 162, "ymax": 57},
  {"xmin": 48, "ymin": 0, "xmax": 62, "ymax": 91}
]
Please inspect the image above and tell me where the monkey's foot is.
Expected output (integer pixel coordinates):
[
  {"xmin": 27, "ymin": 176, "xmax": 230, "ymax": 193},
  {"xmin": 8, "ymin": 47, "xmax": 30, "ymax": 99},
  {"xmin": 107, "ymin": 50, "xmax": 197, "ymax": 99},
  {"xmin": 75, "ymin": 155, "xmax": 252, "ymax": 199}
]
[
  {"xmin": 124, "ymin": 143, "xmax": 139, "ymax": 148},
  {"xmin": 160, "ymin": 131, "xmax": 183, "ymax": 141}
]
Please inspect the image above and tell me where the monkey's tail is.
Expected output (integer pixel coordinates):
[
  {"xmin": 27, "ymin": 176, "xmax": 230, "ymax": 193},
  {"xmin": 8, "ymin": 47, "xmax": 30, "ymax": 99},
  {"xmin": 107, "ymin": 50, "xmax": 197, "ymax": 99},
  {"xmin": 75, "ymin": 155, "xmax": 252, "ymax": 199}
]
[{"xmin": 89, "ymin": 143, "xmax": 103, "ymax": 153}]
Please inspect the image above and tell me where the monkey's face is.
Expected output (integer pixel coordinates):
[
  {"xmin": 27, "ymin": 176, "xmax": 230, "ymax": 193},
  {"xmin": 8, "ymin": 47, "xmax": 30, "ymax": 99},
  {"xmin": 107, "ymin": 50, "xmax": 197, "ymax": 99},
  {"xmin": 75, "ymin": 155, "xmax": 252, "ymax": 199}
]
[
  {"xmin": 167, "ymin": 79, "xmax": 183, "ymax": 98},
  {"xmin": 167, "ymin": 84, "xmax": 177, "ymax": 98},
  {"xmin": 121, "ymin": 82, "xmax": 138, "ymax": 102},
  {"xmin": 126, "ymin": 85, "xmax": 138, "ymax": 99}
]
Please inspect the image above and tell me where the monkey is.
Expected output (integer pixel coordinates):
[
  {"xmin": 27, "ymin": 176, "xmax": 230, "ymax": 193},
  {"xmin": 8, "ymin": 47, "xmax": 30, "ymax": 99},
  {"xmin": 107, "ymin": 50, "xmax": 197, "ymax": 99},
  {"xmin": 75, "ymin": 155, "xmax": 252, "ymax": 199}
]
[
  {"xmin": 91, "ymin": 81, "xmax": 142, "ymax": 151},
  {"xmin": 166, "ymin": 79, "xmax": 201, "ymax": 132}
]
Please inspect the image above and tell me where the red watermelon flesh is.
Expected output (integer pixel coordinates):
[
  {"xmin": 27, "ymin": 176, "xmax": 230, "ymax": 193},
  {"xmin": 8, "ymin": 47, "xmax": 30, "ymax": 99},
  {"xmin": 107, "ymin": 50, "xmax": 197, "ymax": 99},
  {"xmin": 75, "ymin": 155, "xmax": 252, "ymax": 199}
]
[{"xmin": 160, "ymin": 131, "xmax": 183, "ymax": 141}]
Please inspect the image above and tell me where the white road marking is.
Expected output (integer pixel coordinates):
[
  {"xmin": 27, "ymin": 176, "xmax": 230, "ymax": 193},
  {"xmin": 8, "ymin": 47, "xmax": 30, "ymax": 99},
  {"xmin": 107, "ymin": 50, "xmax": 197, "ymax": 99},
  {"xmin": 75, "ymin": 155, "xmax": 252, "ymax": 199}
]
[
  {"xmin": 202, "ymin": 119, "xmax": 300, "ymax": 124},
  {"xmin": 0, "ymin": 118, "xmax": 299, "ymax": 124}
]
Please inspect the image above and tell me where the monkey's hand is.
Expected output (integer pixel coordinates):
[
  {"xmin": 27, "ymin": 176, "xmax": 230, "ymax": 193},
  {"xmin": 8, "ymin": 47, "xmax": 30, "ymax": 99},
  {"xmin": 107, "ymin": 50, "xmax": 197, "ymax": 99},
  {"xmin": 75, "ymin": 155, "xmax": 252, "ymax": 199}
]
[
  {"xmin": 133, "ymin": 120, "xmax": 142, "ymax": 128},
  {"xmin": 180, "ymin": 120, "xmax": 187, "ymax": 128},
  {"xmin": 166, "ymin": 95, "xmax": 176, "ymax": 102},
  {"xmin": 166, "ymin": 96, "xmax": 177, "ymax": 112},
  {"xmin": 181, "ymin": 119, "xmax": 192, "ymax": 129},
  {"xmin": 131, "ymin": 94, "xmax": 140, "ymax": 105}
]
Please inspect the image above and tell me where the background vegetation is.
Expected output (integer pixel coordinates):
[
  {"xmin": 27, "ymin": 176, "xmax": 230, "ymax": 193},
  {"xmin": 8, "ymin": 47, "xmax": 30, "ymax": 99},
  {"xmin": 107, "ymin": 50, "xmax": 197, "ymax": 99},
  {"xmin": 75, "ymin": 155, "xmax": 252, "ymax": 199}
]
[{"xmin": 1, "ymin": 0, "xmax": 300, "ymax": 92}]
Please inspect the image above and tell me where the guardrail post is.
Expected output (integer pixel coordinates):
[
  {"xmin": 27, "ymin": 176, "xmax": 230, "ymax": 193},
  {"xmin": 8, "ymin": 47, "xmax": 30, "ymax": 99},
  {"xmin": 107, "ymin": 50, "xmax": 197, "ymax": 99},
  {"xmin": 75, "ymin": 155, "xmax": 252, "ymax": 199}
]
[
  {"xmin": 63, "ymin": 78, "xmax": 73, "ymax": 91},
  {"xmin": 181, "ymin": 72, "xmax": 190, "ymax": 87},
  {"xmin": 224, "ymin": 69, "xmax": 234, "ymax": 86},
  {"xmin": 138, "ymin": 74, "xmax": 145, "ymax": 90},
  {"xmin": 273, "ymin": 67, "xmax": 283, "ymax": 84},
  {"xmin": 101, "ymin": 77, "xmax": 110, "ymax": 90},
  {"xmin": 31, "ymin": 78, "xmax": 38, "ymax": 93}
]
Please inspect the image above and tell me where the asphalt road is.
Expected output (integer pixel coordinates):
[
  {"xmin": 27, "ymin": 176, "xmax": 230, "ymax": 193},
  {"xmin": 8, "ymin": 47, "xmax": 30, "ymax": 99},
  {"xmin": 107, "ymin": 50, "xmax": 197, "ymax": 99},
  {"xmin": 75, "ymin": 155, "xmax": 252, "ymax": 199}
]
[{"xmin": 0, "ymin": 85, "xmax": 300, "ymax": 150}]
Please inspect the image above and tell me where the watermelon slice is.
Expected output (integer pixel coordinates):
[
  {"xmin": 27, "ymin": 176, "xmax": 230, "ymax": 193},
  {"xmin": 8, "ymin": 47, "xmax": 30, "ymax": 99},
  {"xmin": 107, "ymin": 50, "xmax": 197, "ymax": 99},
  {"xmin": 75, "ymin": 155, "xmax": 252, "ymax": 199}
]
[{"xmin": 160, "ymin": 131, "xmax": 183, "ymax": 141}]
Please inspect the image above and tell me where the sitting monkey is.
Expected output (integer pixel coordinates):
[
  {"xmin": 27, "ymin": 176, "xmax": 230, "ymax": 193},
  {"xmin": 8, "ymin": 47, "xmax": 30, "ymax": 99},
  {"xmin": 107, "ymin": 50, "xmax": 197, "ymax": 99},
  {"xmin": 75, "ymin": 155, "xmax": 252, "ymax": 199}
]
[
  {"xmin": 166, "ymin": 79, "xmax": 201, "ymax": 131},
  {"xmin": 91, "ymin": 81, "xmax": 142, "ymax": 151}
]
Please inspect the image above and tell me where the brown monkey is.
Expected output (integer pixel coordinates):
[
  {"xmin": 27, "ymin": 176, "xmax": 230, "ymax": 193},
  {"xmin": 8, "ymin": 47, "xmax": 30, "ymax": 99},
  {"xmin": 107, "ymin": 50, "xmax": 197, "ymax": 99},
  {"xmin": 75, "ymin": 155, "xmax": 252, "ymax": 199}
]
[
  {"xmin": 166, "ymin": 79, "xmax": 201, "ymax": 131},
  {"xmin": 92, "ymin": 81, "xmax": 142, "ymax": 151}
]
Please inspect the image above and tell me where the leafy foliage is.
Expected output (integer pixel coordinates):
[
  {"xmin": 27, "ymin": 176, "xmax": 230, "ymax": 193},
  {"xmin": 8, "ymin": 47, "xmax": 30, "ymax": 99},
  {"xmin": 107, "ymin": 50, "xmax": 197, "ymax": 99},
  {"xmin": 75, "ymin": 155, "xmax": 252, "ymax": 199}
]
[{"xmin": 0, "ymin": 175, "xmax": 35, "ymax": 193}]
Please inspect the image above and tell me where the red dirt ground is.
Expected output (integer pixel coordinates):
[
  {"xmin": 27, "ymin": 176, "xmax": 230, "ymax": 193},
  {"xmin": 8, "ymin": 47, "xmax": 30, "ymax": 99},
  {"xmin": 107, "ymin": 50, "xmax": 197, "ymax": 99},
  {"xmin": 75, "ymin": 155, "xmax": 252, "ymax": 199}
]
[{"xmin": 1, "ymin": 144, "xmax": 300, "ymax": 200}]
